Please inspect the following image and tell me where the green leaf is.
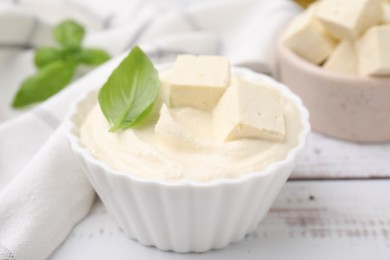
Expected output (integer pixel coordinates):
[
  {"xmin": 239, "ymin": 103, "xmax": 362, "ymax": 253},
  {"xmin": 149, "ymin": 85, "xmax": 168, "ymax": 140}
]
[
  {"xmin": 53, "ymin": 20, "xmax": 85, "ymax": 49},
  {"xmin": 34, "ymin": 47, "xmax": 63, "ymax": 68},
  {"xmin": 12, "ymin": 61, "xmax": 77, "ymax": 108},
  {"xmin": 79, "ymin": 48, "xmax": 110, "ymax": 66},
  {"xmin": 10, "ymin": 19, "xmax": 113, "ymax": 109},
  {"xmin": 98, "ymin": 46, "xmax": 160, "ymax": 131}
]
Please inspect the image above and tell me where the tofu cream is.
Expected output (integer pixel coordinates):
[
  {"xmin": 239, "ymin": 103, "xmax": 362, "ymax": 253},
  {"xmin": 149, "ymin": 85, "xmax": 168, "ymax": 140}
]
[{"xmin": 80, "ymin": 71, "xmax": 302, "ymax": 182}]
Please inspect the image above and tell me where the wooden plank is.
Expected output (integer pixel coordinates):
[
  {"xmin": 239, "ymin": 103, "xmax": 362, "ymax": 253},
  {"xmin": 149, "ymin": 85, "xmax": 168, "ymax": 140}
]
[
  {"xmin": 50, "ymin": 180, "xmax": 390, "ymax": 260},
  {"xmin": 291, "ymin": 132, "xmax": 390, "ymax": 179}
]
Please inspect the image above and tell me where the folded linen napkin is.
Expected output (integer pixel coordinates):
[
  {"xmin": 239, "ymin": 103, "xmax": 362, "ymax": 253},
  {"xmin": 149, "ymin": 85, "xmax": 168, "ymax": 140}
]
[{"xmin": 0, "ymin": 0, "xmax": 300, "ymax": 259}]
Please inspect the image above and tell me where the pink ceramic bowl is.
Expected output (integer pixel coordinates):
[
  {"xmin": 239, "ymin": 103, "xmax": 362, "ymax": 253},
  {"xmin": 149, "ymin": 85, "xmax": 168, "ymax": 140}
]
[{"xmin": 277, "ymin": 38, "xmax": 390, "ymax": 143}]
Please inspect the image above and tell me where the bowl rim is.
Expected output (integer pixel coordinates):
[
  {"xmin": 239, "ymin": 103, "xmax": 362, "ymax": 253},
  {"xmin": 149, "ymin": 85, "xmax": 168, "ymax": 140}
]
[
  {"xmin": 64, "ymin": 64, "xmax": 311, "ymax": 188},
  {"xmin": 277, "ymin": 36, "xmax": 390, "ymax": 84}
]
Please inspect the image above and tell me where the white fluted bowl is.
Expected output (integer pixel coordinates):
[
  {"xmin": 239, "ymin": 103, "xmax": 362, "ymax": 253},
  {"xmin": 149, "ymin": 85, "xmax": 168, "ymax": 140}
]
[{"xmin": 65, "ymin": 65, "xmax": 310, "ymax": 253}]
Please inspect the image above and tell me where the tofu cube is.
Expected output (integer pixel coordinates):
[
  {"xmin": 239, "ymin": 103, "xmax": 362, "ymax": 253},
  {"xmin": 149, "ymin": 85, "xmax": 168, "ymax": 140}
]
[
  {"xmin": 283, "ymin": 3, "xmax": 336, "ymax": 64},
  {"xmin": 213, "ymin": 79, "xmax": 285, "ymax": 142},
  {"xmin": 169, "ymin": 55, "xmax": 230, "ymax": 110},
  {"xmin": 356, "ymin": 25, "xmax": 390, "ymax": 76},
  {"xmin": 323, "ymin": 40, "xmax": 357, "ymax": 75},
  {"xmin": 316, "ymin": 0, "xmax": 383, "ymax": 40}
]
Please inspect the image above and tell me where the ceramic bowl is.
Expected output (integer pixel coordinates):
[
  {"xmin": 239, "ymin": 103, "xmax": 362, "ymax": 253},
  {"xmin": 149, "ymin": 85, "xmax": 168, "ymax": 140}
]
[
  {"xmin": 65, "ymin": 65, "xmax": 310, "ymax": 253},
  {"xmin": 277, "ymin": 38, "xmax": 390, "ymax": 143}
]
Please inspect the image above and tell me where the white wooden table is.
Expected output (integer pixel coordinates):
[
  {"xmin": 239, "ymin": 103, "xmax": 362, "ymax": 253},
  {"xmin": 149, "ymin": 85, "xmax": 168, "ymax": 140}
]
[{"xmin": 50, "ymin": 132, "xmax": 390, "ymax": 260}]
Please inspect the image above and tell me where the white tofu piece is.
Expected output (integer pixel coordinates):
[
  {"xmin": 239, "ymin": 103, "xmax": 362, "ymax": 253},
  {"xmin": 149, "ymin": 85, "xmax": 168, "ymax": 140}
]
[
  {"xmin": 316, "ymin": 0, "xmax": 383, "ymax": 40},
  {"xmin": 282, "ymin": 3, "xmax": 336, "ymax": 64},
  {"xmin": 213, "ymin": 78, "xmax": 285, "ymax": 142},
  {"xmin": 323, "ymin": 40, "xmax": 357, "ymax": 75},
  {"xmin": 356, "ymin": 25, "xmax": 390, "ymax": 76},
  {"xmin": 169, "ymin": 55, "xmax": 230, "ymax": 110},
  {"xmin": 158, "ymin": 68, "xmax": 180, "ymax": 106}
]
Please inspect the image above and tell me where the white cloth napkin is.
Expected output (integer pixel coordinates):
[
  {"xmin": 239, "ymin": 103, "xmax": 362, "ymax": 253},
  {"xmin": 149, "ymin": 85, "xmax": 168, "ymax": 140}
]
[{"xmin": 0, "ymin": 0, "xmax": 300, "ymax": 259}]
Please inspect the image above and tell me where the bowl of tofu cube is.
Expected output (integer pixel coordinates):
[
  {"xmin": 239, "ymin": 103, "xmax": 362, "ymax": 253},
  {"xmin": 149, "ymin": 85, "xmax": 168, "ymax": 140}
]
[
  {"xmin": 66, "ymin": 53, "xmax": 310, "ymax": 253},
  {"xmin": 277, "ymin": 0, "xmax": 390, "ymax": 143}
]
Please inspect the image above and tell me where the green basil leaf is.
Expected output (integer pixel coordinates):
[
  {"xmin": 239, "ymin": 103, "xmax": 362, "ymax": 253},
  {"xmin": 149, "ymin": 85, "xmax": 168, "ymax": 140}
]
[
  {"xmin": 12, "ymin": 61, "xmax": 77, "ymax": 108},
  {"xmin": 34, "ymin": 47, "xmax": 63, "ymax": 68},
  {"xmin": 98, "ymin": 46, "xmax": 160, "ymax": 131},
  {"xmin": 53, "ymin": 20, "xmax": 85, "ymax": 49},
  {"xmin": 79, "ymin": 48, "xmax": 110, "ymax": 66}
]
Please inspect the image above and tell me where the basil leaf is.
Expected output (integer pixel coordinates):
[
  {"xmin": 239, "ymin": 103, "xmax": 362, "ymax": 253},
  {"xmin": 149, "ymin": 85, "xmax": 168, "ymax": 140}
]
[
  {"xmin": 53, "ymin": 20, "xmax": 85, "ymax": 49},
  {"xmin": 34, "ymin": 47, "xmax": 63, "ymax": 68},
  {"xmin": 79, "ymin": 48, "xmax": 110, "ymax": 66},
  {"xmin": 61, "ymin": 48, "xmax": 82, "ymax": 63},
  {"xmin": 98, "ymin": 46, "xmax": 160, "ymax": 131},
  {"xmin": 12, "ymin": 61, "xmax": 77, "ymax": 108}
]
